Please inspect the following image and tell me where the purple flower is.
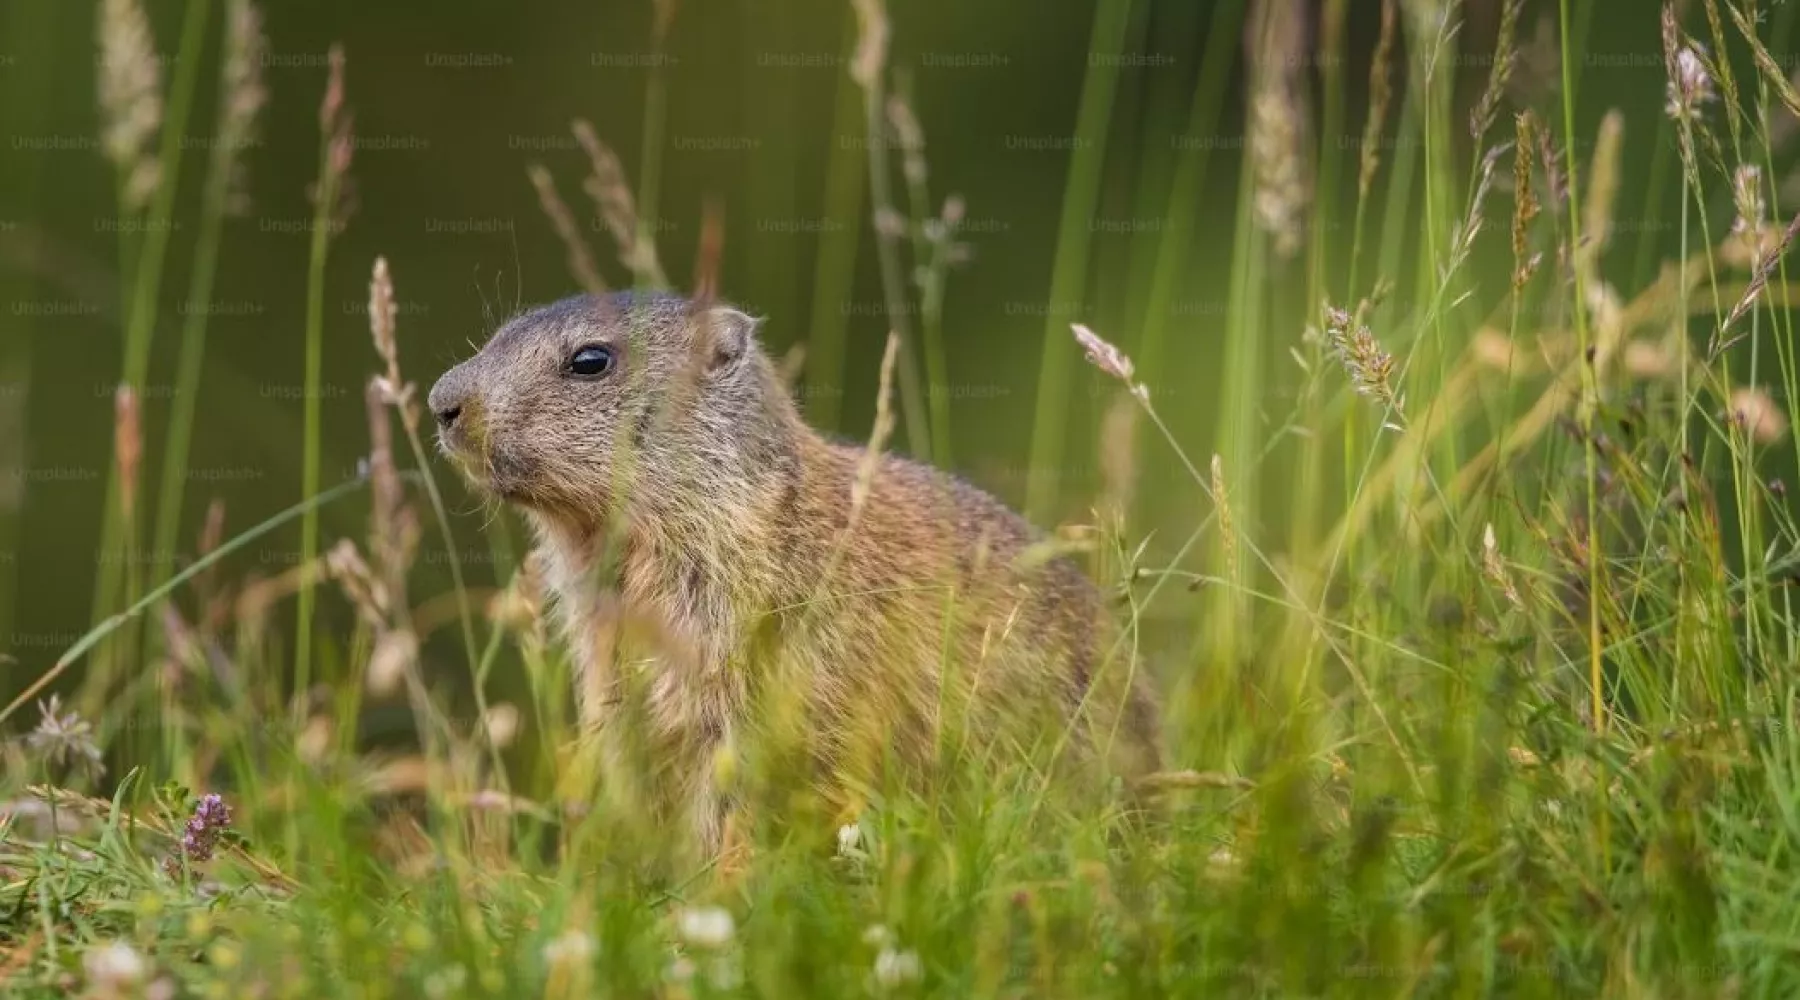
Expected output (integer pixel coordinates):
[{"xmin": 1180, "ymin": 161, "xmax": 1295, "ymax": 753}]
[{"xmin": 164, "ymin": 793, "xmax": 232, "ymax": 879}]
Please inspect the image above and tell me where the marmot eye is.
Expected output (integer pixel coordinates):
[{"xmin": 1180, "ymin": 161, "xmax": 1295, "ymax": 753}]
[{"xmin": 569, "ymin": 344, "xmax": 615, "ymax": 377}]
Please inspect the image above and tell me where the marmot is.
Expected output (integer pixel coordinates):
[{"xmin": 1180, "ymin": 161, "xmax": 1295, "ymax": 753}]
[{"xmin": 429, "ymin": 291, "xmax": 1160, "ymax": 854}]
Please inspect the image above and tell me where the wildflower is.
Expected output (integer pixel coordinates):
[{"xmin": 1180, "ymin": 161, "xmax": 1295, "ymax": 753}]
[
  {"xmin": 541, "ymin": 929, "xmax": 595, "ymax": 967},
  {"xmin": 97, "ymin": 0, "xmax": 164, "ymax": 211},
  {"xmin": 1730, "ymin": 387, "xmax": 1789, "ymax": 444},
  {"xmin": 1070, "ymin": 324, "xmax": 1147, "ymax": 402},
  {"xmin": 483, "ymin": 703, "xmax": 520, "ymax": 749},
  {"xmin": 422, "ymin": 965, "xmax": 468, "ymax": 1000},
  {"xmin": 83, "ymin": 940, "xmax": 147, "ymax": 998},
  {"xmin": 25, "ymin": 695, "xmax": 104, "ymax": 777},
  {"xmin": 676, "ymin": 906, "xmax": 735, "ymax": 949},
  {"xmin": 1322, "ymin": 305, "xmax": 1397, "ymax": 408},
  {"xmin": 862, "ymin": 924, "xmax": 894, "ymax": 947},
  {"xmin": 665, "ymin": 952, "xmax": 697, "ymax": 983},
  {"xmin": 836, "ymin": 822, "xmax": 864, "ymax": 858},
  {"xmin": 872, "ymin": 946, "xmax": 923, "ymax": 988},
  {"xmin": 365, "ymin": 627, "xmax": 416, "ymax": 697},
  {"xmin": 163, "ymin": 793, "xmax": 232, "ymax": 879},
  {"xmin": 1662, "ymin": 5, "xmax": 1714, "ymax": 124}
]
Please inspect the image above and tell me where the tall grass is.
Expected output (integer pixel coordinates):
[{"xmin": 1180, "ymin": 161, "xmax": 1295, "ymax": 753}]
[
  {"xmin": 87, "ymin": 0, "xmax": 209, "ymax": 701},
  {"xmin": 800, "ymin": 15, "xmax": 869, "ymax": 434},
  {"xmin": 293, "ymin": 45, "xmax": 352, "ymax": 711},
  {"xmin": 1022, "ymin": 0, "xmax": 1133, "ymax": 522},
  {"xmin": 10, "ymin": 2, "xmax": 1800, "ymax": 998}
]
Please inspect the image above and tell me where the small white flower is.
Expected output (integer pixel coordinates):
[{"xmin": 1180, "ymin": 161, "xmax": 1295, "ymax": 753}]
[
  {"xmin": 83, "ymin": 940, "xmax": 147, "ymax": 993},
  {"xmin": 837, "ymin": 822, "xmax": 863, "ymax": 857},
  {"xmin": 541, "ymin": 929, "xmax": 595, "ymax": 967},
  {"xmin": 862, "ymin": 924, "xmax": 894, "ymax": 947},
  {"xmin": 423, "ymin": 965, "xmax": 468, "ymax": 1000},
  {"xmin": 873, "ymin": 946, "xmax": 923, "ymax": 987},
  {"xmin": 666, "ymin": 953, "xmax": 696, "ymax": 983},
  {"xmin": 677, "ymin": 905, "xmax": 735, "ymax": 948}
]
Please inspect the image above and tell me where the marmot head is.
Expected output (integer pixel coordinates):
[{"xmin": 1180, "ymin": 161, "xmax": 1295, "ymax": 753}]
[{"xmin": 429, "ymin": 291, "xmax": 783, "ymax": 527}]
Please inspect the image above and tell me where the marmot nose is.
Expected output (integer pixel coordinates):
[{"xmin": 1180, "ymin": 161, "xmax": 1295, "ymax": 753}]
[{"xmin": 428, "ymin": 369, "xmax": 469, "ymax": 430}]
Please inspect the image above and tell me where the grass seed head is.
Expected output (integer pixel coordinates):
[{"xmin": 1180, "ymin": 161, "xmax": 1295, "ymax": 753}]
[{"xmin": 97, "ymin": 0, "xmax": 164, "ymax": 211}]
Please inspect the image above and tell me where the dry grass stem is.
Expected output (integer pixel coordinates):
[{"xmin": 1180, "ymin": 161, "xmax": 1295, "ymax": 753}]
[
  {"xmin": 572, "ymin": 119, "xmax": 667, "ymax": 287},
  {"xmin": 1359, "ymin": 0, "xmax": 1399, "ymax": 202},
  {"xmin": 113, "ymin": 386, "xmax": 141, "ymax": 519},
  {"xmin": 527, "ymin": 164, "xmax": 608, "ymax": 295},
  {"xmin": 1469, "ymin": 0, "xmax": 1524, "ymax": 141},
  {"xmin": 1512, "ymin": 111, "xmax": 1542, "ymax": 293},
  {"xmin": 849, "ymin": 332, "xmax": 901, "ymax": 524},
  {"xmin": 1718, "ymin": 206, "xmax": 1800, "ymax": 348}
]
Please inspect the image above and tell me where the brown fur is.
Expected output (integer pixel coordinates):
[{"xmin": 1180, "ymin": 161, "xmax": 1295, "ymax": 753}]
[{"xmin": 428, "ymin": 292, "xmax": 1161, "ymax": 855}]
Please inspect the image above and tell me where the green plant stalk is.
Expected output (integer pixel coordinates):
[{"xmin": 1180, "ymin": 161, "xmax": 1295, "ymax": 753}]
[
  {"xmin": 891, "ymin": 74, "xmax": 956, "ymax": 468},
  {"xmin": 87, "ymin": 0, "xmax": 210, "ymax": 690},
  {"xmin": 1114, "ymin": 0, "xmax": 1194, "ymax": 342},
  {"xmin": 1023, "ymin": 0, "xmax": 1134, "ymax": 522},
  {"xmin": 1413, "ymin": 7, "xmax": 1460, "ymax": 505},
  {"xmin": 1212, "ymin": 155, "xmax": 1264, "ymax": 672},
  {"xmin": 857, "ymin": 71, "xmax": 932, "ymax": 462},
  {"xmin": 151, "ymin": 102, "xmax": 240, "ymax": 622},
  {"xmin": 801, "ymin": 16, "xmax": 868, "ymax": 433},
  {"xmin": 1133, "ymin": 0, "xmax": 1244, "ymax": 527},
  {"xmin": 295, "ymin": 156, "xmax": 341, "ymax": 717},
  {"xmin": 1557, "ymin": 0, "xmax": 1608, "ymax": 879},
  {"xmin": 1291, "ymin": 0, "xmax": 1348, "ymax": 567},
  {"xmin": 916, "ymin": 230, "xmax": 956, "ymax": 470},
  {"xmin": 398, "ymin": 415, "xmax": 496, "ymax": 786}
]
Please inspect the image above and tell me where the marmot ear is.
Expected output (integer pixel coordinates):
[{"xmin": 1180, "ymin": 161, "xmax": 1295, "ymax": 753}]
[{"xmin": 704, "ymin": 305, "xmax": 761, "ymax": 375}]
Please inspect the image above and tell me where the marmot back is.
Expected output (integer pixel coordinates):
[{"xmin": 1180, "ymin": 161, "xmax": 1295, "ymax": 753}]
[{"xmin": 428, "ymin": 291, "xmax": 1161, "ymax": 853}]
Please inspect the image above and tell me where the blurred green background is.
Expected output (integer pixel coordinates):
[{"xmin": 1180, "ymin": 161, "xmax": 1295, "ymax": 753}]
[{"xmin": 0, "ymin": 0, "xmax": 1791, "ymax": 705}]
